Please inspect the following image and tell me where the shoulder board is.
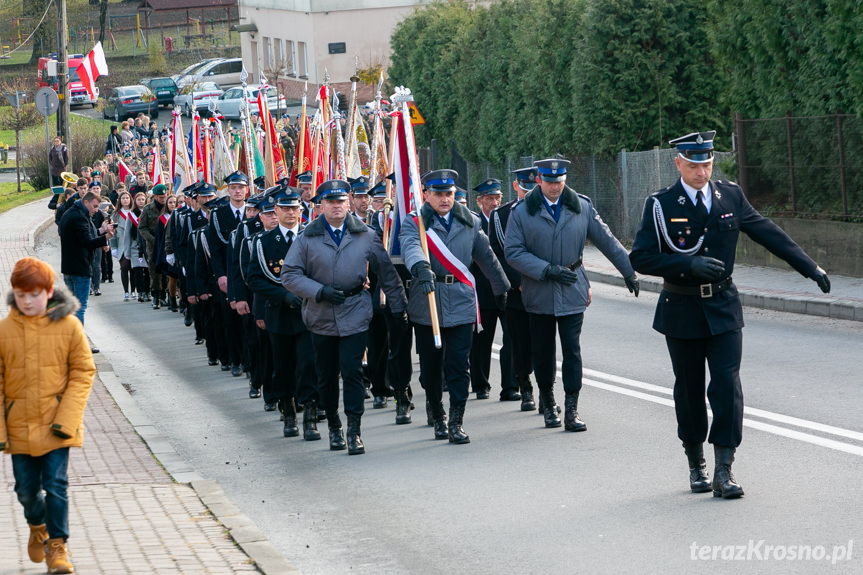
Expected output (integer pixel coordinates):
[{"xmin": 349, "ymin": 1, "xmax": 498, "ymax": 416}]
[
  {"xmin": 654, "ymin": 185, "xmax": 676, "ymax": 197},
  {"xmin": 577, "ymin": 193, "xmax": 592, "ymax": 203}
]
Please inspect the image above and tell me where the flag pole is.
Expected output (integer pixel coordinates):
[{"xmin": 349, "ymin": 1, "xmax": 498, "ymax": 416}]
[{"xmin": 392, "ymin": 87, "xmax": 441, "ymax": 348}]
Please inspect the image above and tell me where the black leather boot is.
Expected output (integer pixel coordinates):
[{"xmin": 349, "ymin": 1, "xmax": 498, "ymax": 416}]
[
  {"xmin": 447, "ymin": 404, "xmax": 470, "ymax": 444},
  {"xmin": 432, "ymin": 402, "xmax": 448, "ymax": 440},
  {"xmin": 563, "ymin": 393, "xmax": 587, "ymax": 432},
  {"xmin": 426, "ymin": 399, "xmax": 434, "ymax": 427},
  {"xmin": 712, "ymin": 446, "xmax": 744, "ymax": 499},
  {"xmin": 328, "ymin": 415, "xmax": 346, "ymax": 451},
  {"xmin": 280, "ymin": 400, "xmax": 298, "ymax": 437},
  {"xmin": 540, "ymin": 389, "xmax": 561, "ymax": 428},
  {"xmin": 518, "ymin": 377, "xmax": 536, "ymax": 412},
  {"xmin": 683, "ymin": 442, "xmax": 711, "ymax": 493},
  {"xmin": 302, "ymin": 401, "xmax": 321, "ymax": 441},
  {"xmin": 168, "ymin": 296, "xmax": 178, "ymax": 312},
  {"xmin": 346, "ymin": 415, "xmax": 365, "ymax": 455},
  {"xmin": 183, "ymin": 306, "xmax": 193, "ymax": 327},
  {"xmin": 395, "ymin": 389, "xmax": 412, "ymax": 425}
]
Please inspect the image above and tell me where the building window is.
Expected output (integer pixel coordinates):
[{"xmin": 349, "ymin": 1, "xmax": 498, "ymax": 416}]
[
  {"xmin": 262, "ymin": 36, "xmax": 272, "ymax": 69},
  {"xmin": 274, "ymin": 38, "xmax": 282, "ymax": 69},
  {"xmin": 287, "ymin": 40, "xmax": 296, "ymax": 76},
  {"xmin": 298, "ymin": 41, "xmax": 308, "ymax": 78}
]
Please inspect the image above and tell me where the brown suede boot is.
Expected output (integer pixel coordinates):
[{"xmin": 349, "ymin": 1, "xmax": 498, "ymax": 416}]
[
  {"xmin": 27, "ymin": 523, "xmax": 48, "ymax": 562},
  {"xmin": 44, "ymin": 538, "xmax": 74, "ymax": 574}
]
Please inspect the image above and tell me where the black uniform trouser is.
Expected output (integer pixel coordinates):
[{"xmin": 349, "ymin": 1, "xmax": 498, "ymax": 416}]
[
  {"xmin": 100, "ymin": 250, "xmax": 113, "ymax": 281},
  {"xmin": 666, "ymin": 330, "xmax": 744, "ymax": 448},
  {"xmin": 415, "ymin": 323, "xmax": 473, "ymax": 409},
  {"xmin": 208, "ymin": 298, "xmax": 229, "ymax": 364},
  {"xmin": 268, "ymin": 330, "xmax": 316, "ymax": 406},
  {"xmin": 384, "ymin": 312, "xmax": 413, "ymax": 393},
  {"xmin": 505, "ymin": 305, "xmax": 533, "ymax": 381},
  {"xmin": 366, "ymin": 312, "xmax": 392, "ymax": 397},
  {"xmin": 312, "ymin": 331, "xmax": 367, "ymax": 418},
  {"xmin": 252, "ymin": 324, "xmax": 273, "ymax": 399},
  {"xmin": 198, "ymin": 299, "xmax": 219, "ymax": 361},
  {"xmin": 221, "ymin": 302, "xmax": 244, "ymax": 367},
  {"xmin": 530, "ymin": 313, "xmax": 584, "ymax": 395},
  {"xmin": 241, "ymin": 314, "xmax": 257, "ymax": 377},
  {"xmin": 470, "ymin": 308, "xmax": 517, "ymax": 396},
  {"xmin": 191, "ymin": 302, "xmax": 205, "ymax": 339},
  {"xmin": 146, "ymin": 243, "xmax": 162, "ymax": 295}
]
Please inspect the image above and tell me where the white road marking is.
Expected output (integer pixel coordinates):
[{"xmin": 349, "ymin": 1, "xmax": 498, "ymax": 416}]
[{"xmin": 491, "ymin": 346, "xmax": 863, "ymax": 456}]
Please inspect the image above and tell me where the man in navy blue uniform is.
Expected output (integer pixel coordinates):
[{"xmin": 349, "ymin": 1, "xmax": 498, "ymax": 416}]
[
  {"xmin": 469, "ymin": 178, "xmax": 520, "ymax": 402},
  {"xmin": 629, "ymin": 130, "xmax": 831, "ymax": 499},
  {"xmin": 488, "ymin": 167, "xmax": 538, "ymax": 412}
]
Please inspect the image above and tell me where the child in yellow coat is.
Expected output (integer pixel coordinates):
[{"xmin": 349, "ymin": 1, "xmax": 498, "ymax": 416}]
[{"xmin": 0, "ymin": 257, "xmax": 95, "ymax": 574}]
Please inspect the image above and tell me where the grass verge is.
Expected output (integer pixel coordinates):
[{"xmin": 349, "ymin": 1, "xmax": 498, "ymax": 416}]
[{"xmin": 0, "ymin": 182, "xmax": 49, "ymax": 215}]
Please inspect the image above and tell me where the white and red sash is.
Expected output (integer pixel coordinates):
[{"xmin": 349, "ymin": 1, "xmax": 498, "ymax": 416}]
[
  {"xmin": 416, "ymin": 216, "xmax": 482, "ymax": 329},
  {"xmin": 128, "ymin": 211, "xmax": 139, "ymax": 228},
  {"xmin": 159, "ymin": 213, "xmax": 171, "ymax": 227}
]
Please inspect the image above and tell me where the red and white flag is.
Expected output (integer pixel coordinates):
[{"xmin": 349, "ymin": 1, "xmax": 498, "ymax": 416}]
[
  {"xmin": 75, "ymin": 42, "xmax": 109, "ymax": 100},
  {"xmin": 150, "ymin": 138, "xmax": 163, "ymax": 185},
  {"xmin": 118, "ymin": 158, "xmax": 133, "ymax": 186}
]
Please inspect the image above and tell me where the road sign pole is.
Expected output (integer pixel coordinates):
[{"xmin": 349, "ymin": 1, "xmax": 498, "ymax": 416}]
[{"xmin": 56, "ymin": 0, "xmax": 71, "ymax": 157}]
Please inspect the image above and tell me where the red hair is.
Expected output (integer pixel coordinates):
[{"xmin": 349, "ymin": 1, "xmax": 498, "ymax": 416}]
[{"xmin": 10, "ymin": 257, "xmax": 54, "ymax": 292}]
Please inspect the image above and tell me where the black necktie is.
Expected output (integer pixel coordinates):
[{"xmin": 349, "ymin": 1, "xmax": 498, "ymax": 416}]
[
  {"xmin": 333, "ymin": 228, "xmax": 342, "ymax": 245},
  {"xmin": 285, "ymin": 230, "xmax": 293, "ymax": 250},
  {"xmin": 234, "ymin": 210, "xmax": 241, "ymax": 224},
  {"xmin": 695, "ymin": 190, "xmax": 708, "ymax": 220}
]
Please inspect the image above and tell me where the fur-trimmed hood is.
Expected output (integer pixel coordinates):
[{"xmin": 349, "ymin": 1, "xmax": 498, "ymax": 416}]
[
  {"xmin": 420, "ymin": 200, "xmax": 475, "ymax": 230},
  {"xmin": 302, "ymin": 213, "xmax": 369, "ymax": 237},
  {"xmin": 6, "ymin": 282, "xmax": 80, "ymax": 321},
  {"xmin": 524, "ymin": 185, "xmax": 582, "ymax": 216}
]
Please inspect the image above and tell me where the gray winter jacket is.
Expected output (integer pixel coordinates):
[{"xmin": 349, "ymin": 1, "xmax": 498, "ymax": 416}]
[
  {"xmin": 400, "ymin": 201, "xmax": 509, "ymax": 328},
  {"xmin": 282, "ymin": 215, "xmax": 406, "ymax": 337},
  {"xmin": 504, "ymin": 186, "xmax": 633, "ymax": 316}
]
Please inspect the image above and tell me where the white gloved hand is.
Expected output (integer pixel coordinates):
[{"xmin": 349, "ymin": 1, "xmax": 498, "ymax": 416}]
[
  {"xmin": 166, "ymin": 254, "xmax": 175, "ymax": 266},
  {"xmin": 137, "ymin": 257, "xmax": 145, "ymax": 265},
  {"xmin": 111, "ymin": 249, "xmax": 118, "ymax": 259}
]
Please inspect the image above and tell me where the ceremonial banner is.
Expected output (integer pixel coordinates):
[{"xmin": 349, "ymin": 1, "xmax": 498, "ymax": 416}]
[{"xmin": 75, "ymin": 42, "xmax": 109, "ymax": 100}]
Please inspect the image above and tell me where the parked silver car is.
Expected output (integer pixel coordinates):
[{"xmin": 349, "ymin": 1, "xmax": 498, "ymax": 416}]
[
  {"xmin": 173, "ymin": 82, "xmax": 225, "ymax": 117},
  {"xmin": 214, "ymin": 84, "xmax": 287, "ymax": 120}
]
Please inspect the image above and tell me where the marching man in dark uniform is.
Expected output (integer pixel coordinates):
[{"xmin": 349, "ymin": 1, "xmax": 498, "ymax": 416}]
[
  {"xmin": 469, "ymin": 178, "xmax": 521, "ymax": 402},
  {"xmin": 296, "ymin": 171, "xmax": 314, "ymax": 223},
  {"xmin": 400, "ymin": 170, "xmax": 510, "ymax": 444},
  {"xmin": 629, "ymin": 131, "xmax": 831, "ymax": 499},
  {"xmin": 505, "ymin": 158, "xmax": 639, "ymax": 432},
  {"xmin": 282, "ymin": 180, "xmax": 407, "ymax": 455},
  {"xmin": 206, "ymin": 170, "xmax": 250, "ymax": 377},
  {"xmin": 248, "ymin": 190, "xmax": 320, "ymax": 440},
  {"xmin": 489, "ymin": 167, "xmax": 538, "ymax": 412}
]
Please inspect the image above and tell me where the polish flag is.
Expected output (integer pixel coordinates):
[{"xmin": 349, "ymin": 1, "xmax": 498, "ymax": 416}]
[
  {"xmin": 75, "ymin": 42, "xmax": 109, "ymax": 100},
  {"xmin": 150, "ymin": 138, "xmax": 163, "ymax": 185},
  {"xmin": 118, "ymin": 159, "xmax": 133, "ymax": 186}
]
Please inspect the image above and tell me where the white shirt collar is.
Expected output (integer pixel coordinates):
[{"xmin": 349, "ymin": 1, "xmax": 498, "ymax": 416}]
[
  {"xmin": 278, "ymin": 223, "xmax": 299, "ymax": 239},
  {"xmin": 679, "ymin": 179, "xmax": 712, "ymax": 212},
  {"xmin": 542, "ymin": 194, "xmax": 560, "ymax": 208}
]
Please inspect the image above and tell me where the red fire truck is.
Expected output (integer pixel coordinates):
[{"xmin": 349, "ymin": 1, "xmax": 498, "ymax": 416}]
[{"xmin": 37, "ymin": 54, "xmax": 99, "ymax": 107}]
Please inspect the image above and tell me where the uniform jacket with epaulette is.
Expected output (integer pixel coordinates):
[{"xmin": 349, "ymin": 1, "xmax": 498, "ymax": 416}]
[
  {"xmin": 629, "ymin": 178, "xmax": 818, "ymax": 339},
  {"xmin": 489, "ymin": 197, "xmax": 527, "ymax": 310},
  {"xmin": 206, "ymin": 203, "xmax": 245, "ymax": 279},
  {"xmin": 282, "ymin": 215, "xmax": 407, "ymax": 337},
  {"xmin": 505, "ymin": 186, "xmax": 633, "ymax": 316},
  {"xmin": 247, "ymin": 225, "xmax": 307, "ymax": 335},
  {"xmin": 227, "ymin": 217, "xmax": 262, "ymax": 305},
  {"xmin": 400, "ymin": 201, "xmax": 510, "ymax": 328}
]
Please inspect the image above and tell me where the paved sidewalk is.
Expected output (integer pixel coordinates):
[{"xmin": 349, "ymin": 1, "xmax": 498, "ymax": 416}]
[
  {"xmin": 0, "ymin": 197, "xmax": 274, "ymax": 574},
  {"xmin": 583, "ymin": 244, "xmax": 863, "ymax": 322}
]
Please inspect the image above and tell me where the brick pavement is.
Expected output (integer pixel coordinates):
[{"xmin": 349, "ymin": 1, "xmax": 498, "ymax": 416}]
[{"xmin": 0, "ymin": 197, "xmax": 260, "ymax": 574}]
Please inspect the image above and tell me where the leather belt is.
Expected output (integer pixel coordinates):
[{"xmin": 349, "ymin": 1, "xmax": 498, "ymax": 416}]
[
  {"xmin": 342, "ymin": 285, "xmax": 365, "ymax": 297},
  {"xmin": 435, "ymin": 274, "xmax": 458, "ymax": 285},
  {"xmin": 663, "ymin": 277, "xmax": 733, "ymax": 298}
]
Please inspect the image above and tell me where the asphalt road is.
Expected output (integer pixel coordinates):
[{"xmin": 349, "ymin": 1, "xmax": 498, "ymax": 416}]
[{"xmin": 37, "ymin": 232, "xmax": 863, "ymax": 574}]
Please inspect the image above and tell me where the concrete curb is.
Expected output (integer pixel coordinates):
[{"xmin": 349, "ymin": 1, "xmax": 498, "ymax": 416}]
[
  {"xmin": 585, "ymin": 267, "xmax": 863, "ymax": 322},
  {"xmin": 34, "ymin": 219, "xmax": 301, "ymax": 575}
]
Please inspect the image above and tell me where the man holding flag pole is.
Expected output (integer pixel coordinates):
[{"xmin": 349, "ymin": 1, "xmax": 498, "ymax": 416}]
[{"xmin": 396, "ymin": 87, "xmax": 510, "ymax": 444}]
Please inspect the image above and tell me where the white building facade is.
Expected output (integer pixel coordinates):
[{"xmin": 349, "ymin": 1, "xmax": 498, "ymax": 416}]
[{"xmin": 237, "ymin": 0, "xmax": 434, "ymax": 99}]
